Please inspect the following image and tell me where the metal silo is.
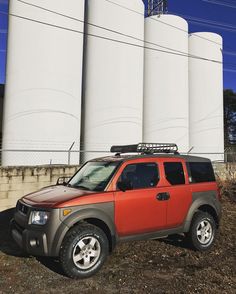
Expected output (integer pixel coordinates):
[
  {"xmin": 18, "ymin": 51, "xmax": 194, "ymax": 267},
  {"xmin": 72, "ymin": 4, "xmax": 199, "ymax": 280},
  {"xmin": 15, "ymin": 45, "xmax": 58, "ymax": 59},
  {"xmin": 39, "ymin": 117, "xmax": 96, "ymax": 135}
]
[
  {"xmin": 81, "ymin": 0, "xmax": 144, "ymax": 161},
  {"xmin": 189, "ymin": 32, "xmax": 224, "ymax": 161},
  {"xmin": 2, "ymin": 0, "xmax": 85, "ymax": 166},
  {"xmin": 143, "ymin": 15, "xmax": 189, "ymax": 153}
]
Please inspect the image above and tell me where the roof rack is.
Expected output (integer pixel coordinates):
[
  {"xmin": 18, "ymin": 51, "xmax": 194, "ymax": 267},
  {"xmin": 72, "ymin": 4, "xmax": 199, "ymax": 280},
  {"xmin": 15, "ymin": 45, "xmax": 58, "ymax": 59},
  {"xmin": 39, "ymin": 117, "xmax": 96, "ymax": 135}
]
[{"xmin": 110, "ymin": 143, "xmax": 179, "ymax": 155}]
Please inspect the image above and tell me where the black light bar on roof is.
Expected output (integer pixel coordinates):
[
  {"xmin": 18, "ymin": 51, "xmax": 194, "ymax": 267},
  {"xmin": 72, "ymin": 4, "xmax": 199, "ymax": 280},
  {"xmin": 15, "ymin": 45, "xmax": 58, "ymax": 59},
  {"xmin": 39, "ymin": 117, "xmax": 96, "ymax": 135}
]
[
  {"xmin": 110, "ymin": 143, "xmax": 178, "ymax": 154},
  {"xmin": 110, "ymin": 144, "xmax": 138, "ymax": 154}
]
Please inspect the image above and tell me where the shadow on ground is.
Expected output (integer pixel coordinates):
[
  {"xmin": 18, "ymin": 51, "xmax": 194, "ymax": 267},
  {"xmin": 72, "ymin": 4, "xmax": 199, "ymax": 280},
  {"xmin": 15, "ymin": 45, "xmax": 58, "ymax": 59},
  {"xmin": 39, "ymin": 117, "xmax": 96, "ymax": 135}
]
[
  {"xmin": 0, "ymin": 208, "xmax": 193, "ymax": 278},
  {"xmin": 0, "ymin": 208, "xmax": 65, "ymax": 275},
  {"xmin": 0, "ymin": 208, "xmax": 25, "ymax": 256},
  {"xmin": 158, "ymin": 234, "xmax": 193, "ymax": 250},
  {"xmin": 36, "ymin": 257, "xmax": 65, "ymax": 275}
]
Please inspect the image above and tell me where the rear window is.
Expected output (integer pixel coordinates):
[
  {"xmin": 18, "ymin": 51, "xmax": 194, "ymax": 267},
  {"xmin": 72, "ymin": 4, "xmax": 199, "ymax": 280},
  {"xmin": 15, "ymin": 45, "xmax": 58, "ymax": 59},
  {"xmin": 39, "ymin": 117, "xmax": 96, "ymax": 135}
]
[
  {"xmin": 164, "ymin": 162, "xmax": 185, "ymax": 185},
  {"xmin": 188, "ymin": 162, "xmax": 215, "ymax": 183}
]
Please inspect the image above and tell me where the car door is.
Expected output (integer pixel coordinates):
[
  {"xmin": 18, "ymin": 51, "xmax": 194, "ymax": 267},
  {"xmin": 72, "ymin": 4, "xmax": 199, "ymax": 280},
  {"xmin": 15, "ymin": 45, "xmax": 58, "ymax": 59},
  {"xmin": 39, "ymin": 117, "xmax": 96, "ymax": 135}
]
[
  {"xmin": 114, "ymin": 160, "xmax": 167, "ymax": 237},
  {"xmin": 161, "ymin": 159, "xmax": 192, "ymax": 228}
]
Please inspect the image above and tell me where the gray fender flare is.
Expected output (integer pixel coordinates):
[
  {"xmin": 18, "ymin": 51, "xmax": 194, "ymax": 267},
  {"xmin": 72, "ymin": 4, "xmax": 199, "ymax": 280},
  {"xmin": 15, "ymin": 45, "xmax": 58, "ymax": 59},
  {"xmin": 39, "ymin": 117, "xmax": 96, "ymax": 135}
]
[
  {"xmin": 183, "ymin": 195, "xmax": 220, "ymax": 232},
  {"xmin": 52, "ymin": 208, "xmax": 116, "ymax": 256}
]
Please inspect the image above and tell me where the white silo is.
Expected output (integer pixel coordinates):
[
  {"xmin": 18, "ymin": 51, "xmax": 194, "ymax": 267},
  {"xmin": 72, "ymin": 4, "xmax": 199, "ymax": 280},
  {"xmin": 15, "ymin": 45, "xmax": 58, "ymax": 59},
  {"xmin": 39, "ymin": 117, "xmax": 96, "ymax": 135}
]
[
  {"xmin": 189, "ymin": 32, "xmax": 224, "ymax": 161},
  {"xmin": 143, "ymin": 15, "xmax": 189, "ymax": 153},
  {"xmin": 2, "ymin": 0, "xmax": 85, "ymax": 166},
  {"xmin": 81, "ymin": 0, "xmax": 144, "ymax": 161}
]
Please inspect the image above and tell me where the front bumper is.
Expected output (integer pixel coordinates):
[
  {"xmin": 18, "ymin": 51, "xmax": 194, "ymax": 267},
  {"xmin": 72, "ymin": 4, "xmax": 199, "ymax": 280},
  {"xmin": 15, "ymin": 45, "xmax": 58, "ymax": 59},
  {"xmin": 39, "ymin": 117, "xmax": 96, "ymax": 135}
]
[
  {"xmin": 11, "ymin": 201, "xmax": 68, "ymax": 257},
  {"xmin": 11, "ymin": 219, "xmax": 50, "ymax": 256}
]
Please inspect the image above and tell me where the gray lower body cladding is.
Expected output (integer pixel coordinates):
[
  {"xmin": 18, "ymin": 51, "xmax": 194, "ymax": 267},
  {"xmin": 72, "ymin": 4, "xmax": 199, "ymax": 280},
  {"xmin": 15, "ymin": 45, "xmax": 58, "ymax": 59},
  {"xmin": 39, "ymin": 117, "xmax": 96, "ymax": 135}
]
[{"xmin": 11, "ymin": 201, "xmax": 116, "ymax": 257}]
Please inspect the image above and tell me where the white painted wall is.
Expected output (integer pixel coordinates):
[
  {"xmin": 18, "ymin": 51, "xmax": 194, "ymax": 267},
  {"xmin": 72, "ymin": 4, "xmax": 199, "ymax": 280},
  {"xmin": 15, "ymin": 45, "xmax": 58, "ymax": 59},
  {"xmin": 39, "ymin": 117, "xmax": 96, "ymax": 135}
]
[
  {"xmin": 81, "ymin": 0, "xmax": 144, "ymax": 162},
  {"xmin": 0, "ymin": 86, "xmax": 3, "ymax": 142},
  {"xmin": 2, "ymin": 1, "xmax": 224, "ymax": 165},
  {"xmin": 189, "ymin": 32, "xmax": 224, "ymax": 161},
  {"xmin": 143, "ymin": 15, "xmax": 189, "ymax": 153},
  {"xmin": 2, "ymin": 0, "xmax": 85, "ymax": 166}
]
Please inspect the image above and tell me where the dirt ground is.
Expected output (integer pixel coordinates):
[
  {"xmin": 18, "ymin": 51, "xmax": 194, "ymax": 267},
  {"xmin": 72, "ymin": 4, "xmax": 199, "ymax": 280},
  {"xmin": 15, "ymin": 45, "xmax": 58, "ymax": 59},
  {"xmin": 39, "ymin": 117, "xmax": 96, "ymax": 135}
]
[{"xmin": 0, "ymin": 192, "xmax": 235, "ymax": 293}]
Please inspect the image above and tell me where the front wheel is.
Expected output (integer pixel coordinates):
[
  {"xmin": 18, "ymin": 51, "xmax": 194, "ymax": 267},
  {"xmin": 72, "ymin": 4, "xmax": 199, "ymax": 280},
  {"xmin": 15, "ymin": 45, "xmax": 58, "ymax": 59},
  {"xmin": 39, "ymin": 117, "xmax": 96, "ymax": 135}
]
[
  {"xmin": 187, "ymin": 211, "xmax": 216, "ymax": 251},
  {"xmin": 59, "ymin": 224, "xmax": 109, "ymax": 279}
]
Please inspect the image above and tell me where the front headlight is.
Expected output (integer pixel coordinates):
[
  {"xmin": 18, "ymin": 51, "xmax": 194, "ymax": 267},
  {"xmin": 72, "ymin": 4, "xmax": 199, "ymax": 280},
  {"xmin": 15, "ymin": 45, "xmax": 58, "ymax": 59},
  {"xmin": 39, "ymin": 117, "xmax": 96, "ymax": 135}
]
[{"xmin": 29, "ymin": 211, "xmax": 50, "ymax": 225}]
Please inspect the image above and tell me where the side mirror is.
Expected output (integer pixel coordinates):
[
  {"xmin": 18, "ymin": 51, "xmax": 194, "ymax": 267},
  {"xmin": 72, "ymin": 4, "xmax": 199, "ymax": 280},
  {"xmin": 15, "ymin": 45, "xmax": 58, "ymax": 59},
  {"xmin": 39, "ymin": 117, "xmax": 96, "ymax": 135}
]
[
  {"xmin": 117, "ymin": 180, "xmax": 132, "ymax": 192},
  {"xmin": 57, "ymin": 177, "xmax": 70, "ymax": 186}
]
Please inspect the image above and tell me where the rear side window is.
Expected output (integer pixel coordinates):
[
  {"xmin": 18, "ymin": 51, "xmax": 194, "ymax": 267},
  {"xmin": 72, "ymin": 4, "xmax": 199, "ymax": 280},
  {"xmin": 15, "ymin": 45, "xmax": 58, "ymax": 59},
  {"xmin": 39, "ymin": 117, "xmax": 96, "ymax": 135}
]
[
  {"xmin": 164, "ymin": 162, "xmax": 185, "ymax": 185},
  {"xmin": 188, "ymin": 162, "xmax": 215, "ymax": 183}
]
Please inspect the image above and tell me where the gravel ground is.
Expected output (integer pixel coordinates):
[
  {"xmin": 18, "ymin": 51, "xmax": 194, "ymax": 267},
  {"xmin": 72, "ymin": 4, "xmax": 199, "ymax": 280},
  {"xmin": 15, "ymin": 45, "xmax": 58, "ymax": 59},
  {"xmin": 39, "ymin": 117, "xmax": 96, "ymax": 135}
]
[{"xmin": 0, "ymin": 196, "xmax": 235, "ymax": 294}]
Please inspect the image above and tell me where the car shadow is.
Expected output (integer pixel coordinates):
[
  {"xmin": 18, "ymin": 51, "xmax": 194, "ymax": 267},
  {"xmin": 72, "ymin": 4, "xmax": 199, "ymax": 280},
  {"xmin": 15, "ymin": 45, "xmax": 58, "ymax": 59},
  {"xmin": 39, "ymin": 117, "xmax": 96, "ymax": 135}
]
[
  {"xmin": 0, "ymin": 208, "xmax": 26, "ymax": 257},
  {"xmin": 0, "ymin": 208, "xmax": 65, "ymax": 276},
  {"xmin": 36, "ymin": 257, "xmax": 65, "ymax": 276},
  {"xmin": 157, "ymin": 234, "xmax": 193, "ymax": 250},
  {"xmin": 0, "ymin": 209, "xmax": 193, "ymax": 276}
]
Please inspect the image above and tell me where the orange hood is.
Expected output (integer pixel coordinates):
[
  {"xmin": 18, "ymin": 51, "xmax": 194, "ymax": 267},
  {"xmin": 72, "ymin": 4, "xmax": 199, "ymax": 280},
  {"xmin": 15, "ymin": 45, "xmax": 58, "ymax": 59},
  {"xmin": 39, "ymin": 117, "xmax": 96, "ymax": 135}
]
[{"xmin": 22, "ymin": 185, "xmax": 96, "ymax": 208}]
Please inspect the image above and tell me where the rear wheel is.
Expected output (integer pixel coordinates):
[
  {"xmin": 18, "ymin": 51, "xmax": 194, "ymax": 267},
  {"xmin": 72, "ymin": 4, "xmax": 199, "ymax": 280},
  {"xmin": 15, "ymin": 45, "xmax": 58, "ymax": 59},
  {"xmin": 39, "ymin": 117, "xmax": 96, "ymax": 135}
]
[
  {"xmin": 187, "ymin": 211, "xmax": 216, "ymax": 251},
  {"xmin": 59, "ymin": 224, "xmax": 109, "ymax": 279}
]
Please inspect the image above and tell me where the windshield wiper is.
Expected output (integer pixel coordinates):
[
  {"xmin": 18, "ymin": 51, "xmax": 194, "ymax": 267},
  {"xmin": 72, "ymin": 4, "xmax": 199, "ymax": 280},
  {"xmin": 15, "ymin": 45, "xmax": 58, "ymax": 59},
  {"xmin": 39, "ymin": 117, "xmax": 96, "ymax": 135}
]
[{"xmin": 74, "ymin": 185, "xmax": 91, "ymax": 191}]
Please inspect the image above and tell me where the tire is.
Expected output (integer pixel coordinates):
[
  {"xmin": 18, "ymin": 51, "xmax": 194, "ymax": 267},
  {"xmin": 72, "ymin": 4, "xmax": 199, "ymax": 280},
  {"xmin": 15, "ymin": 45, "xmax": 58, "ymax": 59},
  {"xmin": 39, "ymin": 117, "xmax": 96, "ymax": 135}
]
[
  {"xmin": 59, "ymin": 224, "xmax": 109, "ymax": 279},
  {"xmin": 186, "ymin": 211, "xmax": 216, "ymax": 251}
]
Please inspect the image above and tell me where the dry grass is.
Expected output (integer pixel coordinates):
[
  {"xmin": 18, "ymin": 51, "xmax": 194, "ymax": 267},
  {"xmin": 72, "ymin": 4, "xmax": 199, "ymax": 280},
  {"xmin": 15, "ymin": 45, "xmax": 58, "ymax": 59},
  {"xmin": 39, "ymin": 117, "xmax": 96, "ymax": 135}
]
[{"xmin": 217, "ymin": 179, "xmax": 236, "ymax": 203}]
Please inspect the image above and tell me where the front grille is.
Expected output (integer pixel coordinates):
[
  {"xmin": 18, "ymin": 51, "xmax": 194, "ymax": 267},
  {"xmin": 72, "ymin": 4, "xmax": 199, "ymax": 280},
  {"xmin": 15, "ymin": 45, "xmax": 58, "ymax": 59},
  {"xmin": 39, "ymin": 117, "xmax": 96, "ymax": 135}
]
[{"xmin": 18, "ymin": 202, "xmax": 29, "ymax": 215}]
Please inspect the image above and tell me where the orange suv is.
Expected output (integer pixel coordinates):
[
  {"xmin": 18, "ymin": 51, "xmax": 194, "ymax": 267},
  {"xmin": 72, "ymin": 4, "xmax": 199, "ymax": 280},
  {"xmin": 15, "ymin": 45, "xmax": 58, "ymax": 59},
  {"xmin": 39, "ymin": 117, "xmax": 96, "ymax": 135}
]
[{"xmin": 11, "ymin": 143, "xmax": 221, "ymax": 279}]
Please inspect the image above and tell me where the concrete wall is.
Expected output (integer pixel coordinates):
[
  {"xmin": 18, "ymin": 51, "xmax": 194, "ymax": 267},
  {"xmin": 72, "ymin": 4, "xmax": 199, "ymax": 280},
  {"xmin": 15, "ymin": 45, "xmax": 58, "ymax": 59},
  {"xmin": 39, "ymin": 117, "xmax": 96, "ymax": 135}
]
[
  {"xmin": 0, "ymin": 165, "xmax": 79, "ymax": 211},
  {"xmin": 0, "ymin": 163, "xmax": 235, "ymax": 212}
]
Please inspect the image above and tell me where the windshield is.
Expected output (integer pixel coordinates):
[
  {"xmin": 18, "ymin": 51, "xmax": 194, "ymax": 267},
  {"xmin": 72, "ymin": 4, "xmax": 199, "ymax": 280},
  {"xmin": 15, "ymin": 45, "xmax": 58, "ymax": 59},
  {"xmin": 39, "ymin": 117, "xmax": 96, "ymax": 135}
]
[{"xmin": 68, "ymin": 161, "xmax": 120, "ymax": 192}]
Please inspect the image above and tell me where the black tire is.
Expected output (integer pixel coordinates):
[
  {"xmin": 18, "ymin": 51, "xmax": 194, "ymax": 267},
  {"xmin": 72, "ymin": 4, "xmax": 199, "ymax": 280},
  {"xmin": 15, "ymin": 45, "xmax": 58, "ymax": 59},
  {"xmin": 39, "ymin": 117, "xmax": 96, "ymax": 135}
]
[
  {"xmin": 59, "ymin": 224, "xmax": 109, "ymax": 279},
  {"xmin": 186, "ymin": 211, "xmax": 216, "ymax": 251}
]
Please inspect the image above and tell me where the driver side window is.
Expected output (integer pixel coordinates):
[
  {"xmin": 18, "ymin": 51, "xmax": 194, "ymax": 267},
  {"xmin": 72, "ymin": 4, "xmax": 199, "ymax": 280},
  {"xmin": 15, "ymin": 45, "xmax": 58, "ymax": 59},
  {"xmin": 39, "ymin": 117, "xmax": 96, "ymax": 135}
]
[{"xmin": 117, "ymin": 162, "xmax": 159, "ymax": 190}]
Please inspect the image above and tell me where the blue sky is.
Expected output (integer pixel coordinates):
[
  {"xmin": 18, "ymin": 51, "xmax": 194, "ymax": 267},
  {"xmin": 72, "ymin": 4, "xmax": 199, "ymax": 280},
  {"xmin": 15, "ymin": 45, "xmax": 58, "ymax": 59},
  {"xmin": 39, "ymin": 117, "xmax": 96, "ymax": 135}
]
[{"xmin": 0, "ymin": 0, "xmax": 236, "ymax": 90}]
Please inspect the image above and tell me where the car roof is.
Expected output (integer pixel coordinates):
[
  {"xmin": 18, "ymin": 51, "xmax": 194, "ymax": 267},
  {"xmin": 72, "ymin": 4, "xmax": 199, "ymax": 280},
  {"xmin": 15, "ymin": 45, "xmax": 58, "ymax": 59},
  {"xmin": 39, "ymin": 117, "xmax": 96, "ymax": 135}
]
[{"xmin": 90, "ymin": 154, "xmax": 211, "ymax": 163}]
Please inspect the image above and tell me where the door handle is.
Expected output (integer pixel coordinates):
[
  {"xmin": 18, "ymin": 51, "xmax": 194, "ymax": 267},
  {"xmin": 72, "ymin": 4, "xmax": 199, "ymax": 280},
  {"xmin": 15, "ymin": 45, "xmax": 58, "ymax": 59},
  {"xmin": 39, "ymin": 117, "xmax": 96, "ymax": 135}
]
[{"xmin": 156, "ymin": 192, "xmax": 170, "ymax": 201}]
